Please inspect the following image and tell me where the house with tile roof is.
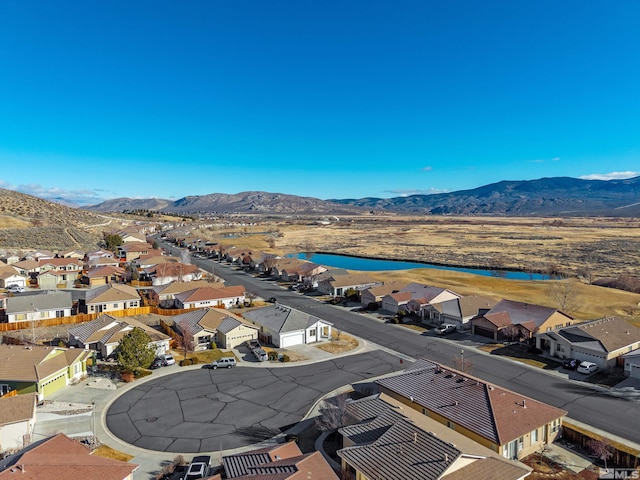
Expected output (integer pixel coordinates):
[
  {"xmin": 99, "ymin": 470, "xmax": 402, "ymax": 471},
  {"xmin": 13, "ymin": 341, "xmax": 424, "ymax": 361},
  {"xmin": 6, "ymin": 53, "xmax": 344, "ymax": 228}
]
[
  {"xmin": 174, "ymin": 285, "xmax": 245, "ymax": 309},
  {"xmin": 86, "ymin": 256, "xmax": 121, "ymax": 269},
  {"xmin": 142, "ymin": 261, "xmax": 202, "ymax": 286},
  {"xmin": 150, "ymin": 280, "xmax": 225, "ymax": 308},
  {"xmin": 133, "ymin": 254, "xmax": 179, "ymax": 269},
  {"xmin": 377, "ymin": 359, "xmax": 567, "ymax": 460},
  {"xmin": 37, "ymin": 269, "xmax": 80, "ymax": 289},
  {"xmin": 381, "ymin": 283, "xmax": 461, "ymax": 318},
  {"xmin": 78, "ymin": 284, "xmax": 141, "ymax": 314},
  {"xmin": 338, "ymin": 393, "xmax": 531, "ymax": 480},
  {"xmin": 10, "ymin": 260, "xmax": 41, "ymax": 277},
  {"xmin": 84, "ymin": 248, "xmax": 116, "ymax": 263},
  {"xmin": 81, "ymin": 265, "xmax": 127, "ymax": 287},
  {"xmin": 0, "ymin": 393, "xmax": 37, "ymax": 452},
  {"xmin": 38, "ymin": 257, "xmax": 83, "ymax": 273},
  {"xmin": 3, "ymin": 292, "xmax": 72, "ymax": 324},
  {"xmin": 0, "ymin": 345, "xmax": 90, "ymax": 401},
  {"xmin": 242, "ymin": 304, "xmax": 332, "ymax": 348},
  {"xmin": 428, "ymin": 295, "xmax": 498, "ymax": 330},
  {"xmin": 536, "ymin": 316, "xmax": 640, "ymax": 369},
  {"xmin": 317, "ymin": 273, "xmax": 382, "ymax": 299},
  {"xmin": 303, "ymin": 267, "xmax": 349, "ymax": 289},
  {"xmin": 172, "ymin": 308, "xmax": 259, "ymax": 350},
  {"xmin": 221, "ymin": 441, "xmax": 338, "ymax": 479},
  {"xmin": 0, "ymin": 265, "xmax": 27, "ymax": 289},
  {"xmin": 0, "ymin": 433, "xmax": 138, "ymax": 479},
  {"xmin": 470, "ymin": 298, "xmax": 575, "ymax": 342},
  {"xmin": 360, "ymin": 281, "xmax": 407, "ymax": 308},
  {"xmin": 68, "ymin": 314, "xmax": 171, "ymax": 358},
  {"xmin": 117, "ymin": 242, "xmax": 154, "ymax": 262},
  {"xmin": 281, "ymin": 261, "xmax": 327, "ymax": 283},
  {"xmin": 59, "ymin": 249, "xmax": 85, "ymax": 259},
  {"xmin": 24, "ymin": 251, "xmax": 54, "ymax": 262}
]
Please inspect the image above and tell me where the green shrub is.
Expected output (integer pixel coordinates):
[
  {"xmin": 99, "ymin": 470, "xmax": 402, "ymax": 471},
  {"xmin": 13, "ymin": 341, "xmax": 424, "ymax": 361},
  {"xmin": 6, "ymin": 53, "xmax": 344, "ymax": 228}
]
[
  {"xmin": 268, "ymin": 351, "xmax": 279, "ymax": 361},
  {"xmin": 282, "ymin": 354, "xmax": 290, "ymax": 362}
]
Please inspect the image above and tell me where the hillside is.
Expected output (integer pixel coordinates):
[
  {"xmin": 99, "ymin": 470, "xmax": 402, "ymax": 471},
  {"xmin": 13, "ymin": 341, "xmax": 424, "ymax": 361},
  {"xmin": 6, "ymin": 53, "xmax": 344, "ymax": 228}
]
[
  {"xmin": 0, "ymin": 188, "xmax": 109, "ymax": 250},
  {"xmin": 87, "ymin": 191, "xmax": 367, "ymax": 215},
  {"xmin": 331, "ymin": 176, "xmax": 640, "ymax": 216}
]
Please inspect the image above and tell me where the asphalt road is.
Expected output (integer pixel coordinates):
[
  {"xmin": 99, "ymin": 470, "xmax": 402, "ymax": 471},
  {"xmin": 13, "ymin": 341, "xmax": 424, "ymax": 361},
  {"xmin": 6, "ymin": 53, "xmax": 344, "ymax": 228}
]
[
  {"xmin": 106, "ymin": 351, "xmax": 404, "ymax": 453},
  {"xmin": 160, "ymin": 240, "xmax": 640, "ymax": 445}
]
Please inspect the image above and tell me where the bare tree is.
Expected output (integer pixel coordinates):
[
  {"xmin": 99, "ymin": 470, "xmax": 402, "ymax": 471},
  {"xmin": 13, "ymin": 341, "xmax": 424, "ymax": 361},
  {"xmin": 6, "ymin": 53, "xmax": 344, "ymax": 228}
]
[
  {"xmin": 262, "ymin": 254, "xmax": 278, "ymax": 274},
  {"xmin": 315, "ymin": 392, "xmax": 355, "ymax": 432},
  {"xmin": 266, "ymin": 237, "xmax": 276, "ymax": 249},
  {"xmin": 177, "ymin": 320, "xmax": 195, "ymax": 360},
  {"xmin": 547, "ymin": 278, "xmax": 580, "ymax": 313},
  {"xmin": 587, "ymin": 437, "xmax": 614, "ymax": 472},
  {"xmin": 245, "ymin": 291, "xmax": 258, "ymax": 306},
  {"xmin": 451, "ymin": 350, "xmax": 474, "ymax": 373}
]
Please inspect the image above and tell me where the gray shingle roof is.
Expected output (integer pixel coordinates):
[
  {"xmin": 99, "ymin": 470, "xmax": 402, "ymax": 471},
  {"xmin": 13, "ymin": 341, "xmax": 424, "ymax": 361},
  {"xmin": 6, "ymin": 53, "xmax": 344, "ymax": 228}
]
[
  {"xmin": 242, "ymin": 305, "xmax": 331, "ymax": 334},
  {"xmin": 6, "ymin": 292, "xmax": 72, "ymax": 314}
]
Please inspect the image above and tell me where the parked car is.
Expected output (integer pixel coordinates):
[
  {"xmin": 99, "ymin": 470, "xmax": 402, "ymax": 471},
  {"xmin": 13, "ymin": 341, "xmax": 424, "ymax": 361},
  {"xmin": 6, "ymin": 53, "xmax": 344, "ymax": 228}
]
[
  {"xmin": 252, "ymin": 348, "xmax": 268, "ymax": 362},
  {"xmin": 562, "ymin": 358, "xmax": 579, "ymax": 370},
  {"xmin": 246, "ymin": 339, "xmax": 261, "ymax": 350},
  {"xmin": 157, "ymin": 354, "xmax": 175, "ymax": 366},
  {"xmin": 267, "ymin": 297, "xmax": 277, "ymax": 303},
  {"xmin": 577, "ymin": 361, "xmax": 598, "ymax": 375},
  {"xmin": 6, "ymin": 284, "xmax": 25, "ymax": 293},
  {"xmin": 202, "ymin": 357, "xmax": 237, "ymax": 369},
  {"xmin": 436, "ymin": 324, "xmax": 457, "ymax": 335},
  {"xmin": 149, "ymin": 358, "xmax": 166, "ymax": 369},
  {"xmin": 183, "ymin": 455, "xmax": 211, "ymax": 480}
]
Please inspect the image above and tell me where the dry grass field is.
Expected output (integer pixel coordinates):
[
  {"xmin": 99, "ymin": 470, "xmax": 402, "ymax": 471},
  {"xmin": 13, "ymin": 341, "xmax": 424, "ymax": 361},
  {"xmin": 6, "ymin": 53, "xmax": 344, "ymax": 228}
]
[{"xmin": 194, "ymin": 215, "xmax": 640, "ymax": 325}]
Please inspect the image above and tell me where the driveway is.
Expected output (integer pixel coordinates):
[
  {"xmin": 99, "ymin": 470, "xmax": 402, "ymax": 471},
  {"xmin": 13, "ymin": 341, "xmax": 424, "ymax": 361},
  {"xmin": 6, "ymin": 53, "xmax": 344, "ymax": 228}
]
[{"xmin": 105, "ymin": 350, "xmax": 404, "ymax": 453}]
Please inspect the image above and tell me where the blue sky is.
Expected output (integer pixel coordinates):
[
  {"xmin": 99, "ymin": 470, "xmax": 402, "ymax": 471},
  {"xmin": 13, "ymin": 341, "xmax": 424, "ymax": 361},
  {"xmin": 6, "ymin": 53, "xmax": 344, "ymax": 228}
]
[{"xmin": 1, "ymin": 1, "xmax": 638, "ymax": 205}]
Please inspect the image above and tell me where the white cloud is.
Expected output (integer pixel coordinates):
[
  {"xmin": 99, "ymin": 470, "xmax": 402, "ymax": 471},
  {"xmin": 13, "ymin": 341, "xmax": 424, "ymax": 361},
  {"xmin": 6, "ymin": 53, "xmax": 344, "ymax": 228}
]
[
  {"xmin": 386, "ymin": 188, "xmax": 448, "ymax": 197},
  {"xmin": 0, "ymin": 180, "xmax": 107, "ymax": 206},
  {"xmin": 422, "ymin": 166, "xmax": 433, "ymax": 172},
  {"xmin": 529, "ymin": 157, "xmax": 560, "ymax": 164},
  {"xmin": 579, "ymin": 171, "xmax": 640, "ymax": 181}
]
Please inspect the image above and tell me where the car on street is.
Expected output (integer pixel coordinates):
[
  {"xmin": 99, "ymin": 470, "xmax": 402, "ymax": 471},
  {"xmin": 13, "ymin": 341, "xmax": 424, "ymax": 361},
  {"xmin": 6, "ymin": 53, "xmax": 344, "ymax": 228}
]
[
  {"xmin": 562, "ymin": 358, "xmax": 579, "ymax": 370},
  {"xmin": 183, "ymin": 455, "xmax": 211, "ymax": 480},
  {"xmin": 267, "ymin": 297, "xmax": 277, "ymax": 303},
  {"xmin": 202, "ymin": 357, "xmax": 237, "ymax": 369},
  {"xmin": 435, "ymin": 323, "xmax": 457, "ymax": 335},
  {"xmin": 577, "ymin": 361, "xmax": 598, "ymax": 375},
  {"xmin": 6, "ymin": 284, "xmax": 25, "ymax": 293}
]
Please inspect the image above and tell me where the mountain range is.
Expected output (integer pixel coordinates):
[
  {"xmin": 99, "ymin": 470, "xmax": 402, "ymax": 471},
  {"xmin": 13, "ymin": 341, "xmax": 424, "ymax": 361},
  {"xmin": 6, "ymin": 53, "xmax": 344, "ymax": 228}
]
[{"xmin": 83, "ymin": 176, "xmax": 640, "ymax": 217}]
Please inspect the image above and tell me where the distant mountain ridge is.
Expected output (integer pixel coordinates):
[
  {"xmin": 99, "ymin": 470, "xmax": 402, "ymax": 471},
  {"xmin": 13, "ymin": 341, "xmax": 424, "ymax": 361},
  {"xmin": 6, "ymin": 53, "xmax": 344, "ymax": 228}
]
[{"xmin": 84, "ymin": 176, "xmax": 640, "ymax": 217}]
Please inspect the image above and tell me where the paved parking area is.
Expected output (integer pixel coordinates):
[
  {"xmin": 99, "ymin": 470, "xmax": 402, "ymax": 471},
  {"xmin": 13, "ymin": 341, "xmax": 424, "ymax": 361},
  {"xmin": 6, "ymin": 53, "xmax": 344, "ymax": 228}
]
[{"xmin": 105, "ymin": 350, "xmax": 404, "ymax": 453}]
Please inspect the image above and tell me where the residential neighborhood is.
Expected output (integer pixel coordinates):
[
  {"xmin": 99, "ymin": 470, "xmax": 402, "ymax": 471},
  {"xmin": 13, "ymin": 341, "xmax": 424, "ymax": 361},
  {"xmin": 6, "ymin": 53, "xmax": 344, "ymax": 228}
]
[{"xmin": 0, "ymin": 229, "xmax": 638, "ymax": 480}]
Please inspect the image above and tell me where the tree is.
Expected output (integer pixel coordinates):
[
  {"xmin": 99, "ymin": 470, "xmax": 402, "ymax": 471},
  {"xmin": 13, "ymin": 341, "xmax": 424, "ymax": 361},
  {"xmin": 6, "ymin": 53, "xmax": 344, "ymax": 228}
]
[
  {"xmin": 116, "ymin": 328, "xmax": 156, "ymax": 374},
  {"xmin": 547, "ymin": 278, "xmax": 580, "ymax": 313},
  {"xmin": 315, "ymin": 392, "xmax": 354, "ymax": 432},
  {"xmin": 177, "ymin": 320, "xmax": 195, "ymax": 360},
  {"xmin": 587, "ymin": 437, "xmax": 614, "ymax": 472},
  {"xmin": 262, "ymin": 254, "xmax": 278, "ymax": 274},
  {"xmin": 245, "ymin": 291, "xmax": 258, "ymax": 306},
  {"xmin": 104, "ymin": 234, "xmax": 123, "ymax": 252}
]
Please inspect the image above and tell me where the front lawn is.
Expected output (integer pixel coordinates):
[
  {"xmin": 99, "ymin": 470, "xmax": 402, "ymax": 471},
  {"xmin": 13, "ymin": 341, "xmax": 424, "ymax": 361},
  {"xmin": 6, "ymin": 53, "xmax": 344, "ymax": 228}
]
[{"xmin": 173, "ymin": 349, "xmax": 237, "ymax": 364}]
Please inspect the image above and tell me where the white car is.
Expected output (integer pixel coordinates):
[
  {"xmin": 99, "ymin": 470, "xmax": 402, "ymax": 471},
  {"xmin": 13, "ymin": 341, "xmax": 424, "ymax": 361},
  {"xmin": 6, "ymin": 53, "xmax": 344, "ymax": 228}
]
[
  {"xmin": 576, "ymin": 361, "xmax": 598, "ymax": 375},
  {"xmin": 6, "ymin": 284, "xmax": 25, "ymax": 293},
  {"xmin": 436, "ymin": 323, "xmax": 457, "ymax": 335}
]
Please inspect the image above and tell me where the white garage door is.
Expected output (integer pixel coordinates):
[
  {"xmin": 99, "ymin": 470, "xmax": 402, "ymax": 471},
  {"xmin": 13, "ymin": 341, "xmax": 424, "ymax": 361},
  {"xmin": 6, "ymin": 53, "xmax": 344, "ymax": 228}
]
[{"xmin": 280, "ymin": 332, "xmax": 304, "ymax": 348}]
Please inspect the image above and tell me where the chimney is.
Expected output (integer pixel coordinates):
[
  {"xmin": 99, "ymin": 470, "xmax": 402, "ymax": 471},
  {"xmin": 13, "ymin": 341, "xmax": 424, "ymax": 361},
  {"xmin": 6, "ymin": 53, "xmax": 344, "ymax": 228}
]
[{"xmin": 523, "ymin": 399, "xmax": 527, "ymax": 408}]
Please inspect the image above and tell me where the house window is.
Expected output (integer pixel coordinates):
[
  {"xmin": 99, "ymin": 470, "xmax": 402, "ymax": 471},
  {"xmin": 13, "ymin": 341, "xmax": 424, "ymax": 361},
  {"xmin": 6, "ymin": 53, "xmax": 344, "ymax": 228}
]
[
  {"xmin": 447, "ymin": 421, "xmax": 455, "ymax": 430},
  {"xmin": 309, "ymin": 328, "xmax": 317, "ymax": 337},
  {"xmin": 0, "ymin": 384, "xmax": 10, "ymax": 395},
  {"xmin": 422, "ymin": 408, "xmax": 429, "ymax": 416},
  {"xmin": 532, "ymin": 428, "xmax": 538, "ymax": 443},
  {"xmin": 16, "ymin": 313, "xmax": 27, "ymax": 321},
  {"xmin": 518, "ymin": 437, "xmax": 524, "ymax": 451},
  {"xmin": 551, "ymin": 419, "xmax": 560, "ymax": 433},
  {"xmin": 546, "ymin": 327, "xmax": 552, "ymax": 332},
  {"xmin": 566, "ymin": 322, "xmax": 571, "ymax": 327}
]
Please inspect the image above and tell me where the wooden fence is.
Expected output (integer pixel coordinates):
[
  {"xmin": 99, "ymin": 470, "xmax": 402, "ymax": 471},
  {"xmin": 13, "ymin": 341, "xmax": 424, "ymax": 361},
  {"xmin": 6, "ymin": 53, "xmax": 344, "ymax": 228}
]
[
  {"xmin": 0, "ymin": 306, "xmax": 197, "ymax": 332},
  {"xmin": 563, "ymin": 421, "xmax": 640, "ymax": 469}
]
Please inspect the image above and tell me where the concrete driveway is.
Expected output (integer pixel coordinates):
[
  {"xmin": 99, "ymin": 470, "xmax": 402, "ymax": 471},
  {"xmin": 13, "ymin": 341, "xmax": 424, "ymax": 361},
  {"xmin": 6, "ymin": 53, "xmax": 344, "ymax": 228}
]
[{"xmin": 105, "ymin": 350, "xmax": 404, "ymax": 453}]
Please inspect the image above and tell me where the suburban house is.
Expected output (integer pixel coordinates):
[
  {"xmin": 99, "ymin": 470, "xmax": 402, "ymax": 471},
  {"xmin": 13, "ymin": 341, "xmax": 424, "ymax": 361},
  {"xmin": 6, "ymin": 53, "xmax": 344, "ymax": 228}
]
[
  {"xmin": 623, "ymin": 350, "xmax": 640, "ymax": 379},
  {"xmin": 174, "ymin": 285, "xmax": 246, "ymax": 309},
  {"xmin": 81, "ymin": 265, "xmax": 127, "ymax": 287},
  {"xmin": 281, "ymin": 261, "xmax": 327, "ymax": 283},
  {"xmin": 117, "ymin": 230, "xmax": 148, "ymax": 243},
  {"xmin": 381, "ymin": 283, "xmax": 461, "ymax": 318},
  {"xmin": 317, "ymin": 273, "xmax": 382, "ymax": 298},
  {"xmin": 37, "ymin": 269, "xmax": 80, "ymax": 289},
  {"xmin": 267, "ymin": 258, "xmax": 309, "ymax": 279},
  {"xmin": 377, "ymin": 359, "xmax": 567, "ymax": 460},
  {"xmin": 0, "ymin": 255, "xmax": 20, "ymax": 265},
  {"xmin": 84, "ymin": 248, "xmax": 116, "ymax": 263},
  {"xmin": 37, "ymin": 257, "xmax": 83, "ymax": 273},
  {"xmin": 233, "ymin": 249, "xmax": 268, "ymax": 271},
  {"xmin": 338, "ymin": 393, "xmax": 531, "ymax": 480},
  {"xmin": 536, "ymin": 316, "xmax": 640, "ymax": 369},
  {"xmin": 0, "ymin": 345, "xmax": 90, "ymax": 401},
  {"xmin": 302, "ymin": 267, "xmax": 348, "ymax": 289},
  {"xmin": 360, "ymin": 281, "xmax": 407, "ymax": 307},
  {"xmin": 172, "ymin": 308, "xmax": 259, "ymax": 350},
  {"xmin": 2, "ymin": 292, "xmax": 72, "ymax": 324},
  {"xmin": 242, "ymin": 304, "xmax": 332, "ymax": 348},
  {"xmin": 470, "ymin": 299, "xmax": 575, "ymax": 342},
  {"xmin": 0, "ymin": 433, "xmax": 138, "ymax": 479},
  {"xmin": 24, "ymin": 251, "xmax": 54, "ymax": 262},
  {"xmin": 117, "ymin": 242, "xmax": 154, "ymax": 262},
  {"xmin": 134, "ymin": 254, "xmax": 179, "ymax": 269},
  {"xmin": 59, "ymin": 249, "xmax": 85, "ymax": 259},
  {"xmin": 149, "ymin": 280, "xmax": 225, "ymax": 308},
  {"xmin": 86, "ymin": 256, "xmax": 121, "ymax": 269},
  {"xmin": 219, "ymin": 441, "xmax": 338, "ymax": 480},
  {"xmin": 67, "ymin": 314, "xmax": 171, "ymax": 358},
  {"xmin": 78, "ymin": 284, "xmax": 141, "ymax": 314},
  {"xmin": 0, "ymin": 393, "xmax": 37, "ymax": 452},
  {"xmin": 427, "ymin": 295, "xmax": 498, "ymax": 330},
  {"xmin": 143, "ymin": 262, "xmax": 202, "ymax": 286},
  {"xmin": 11, "ymin": 259, "xmax": 40, "ymax": 277},
  {"xmin": 0, "ymin": 265, "xmax": 27, "ymax": 289}
]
